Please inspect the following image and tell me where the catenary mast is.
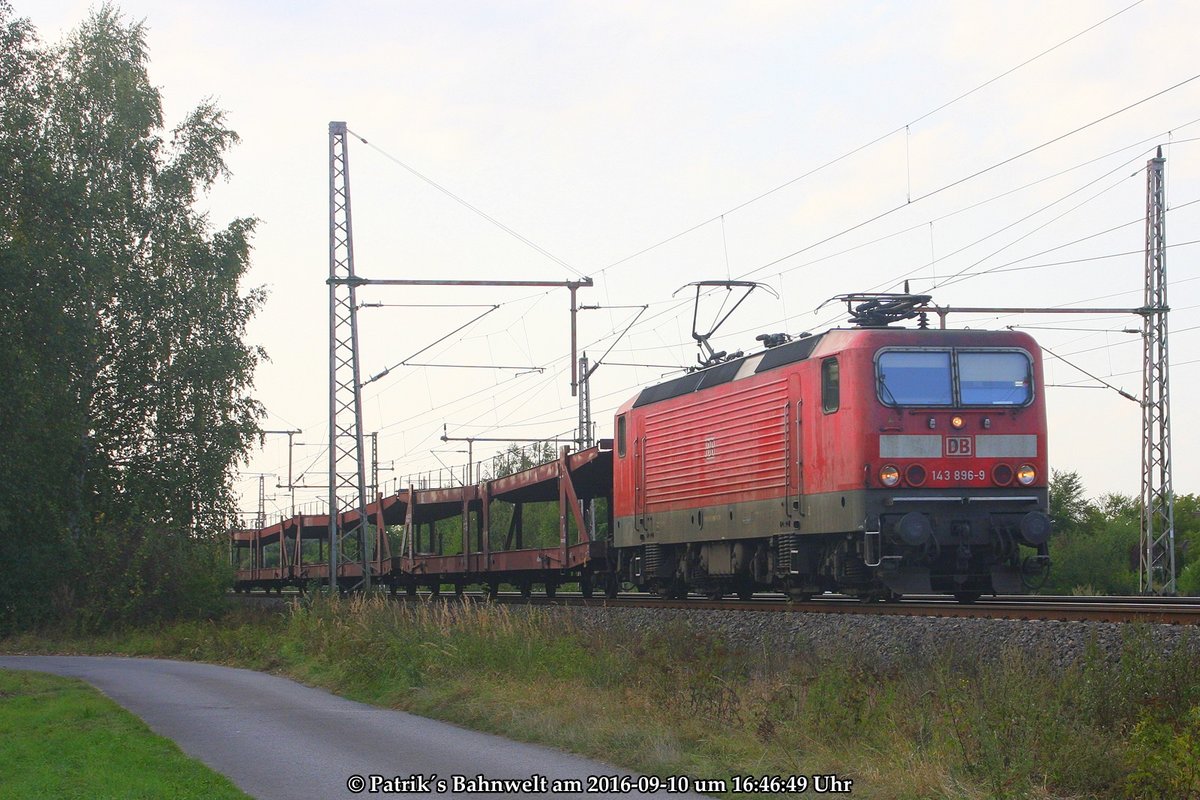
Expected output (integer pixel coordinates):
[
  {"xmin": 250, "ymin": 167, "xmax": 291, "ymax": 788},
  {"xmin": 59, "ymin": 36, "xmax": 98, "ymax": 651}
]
[{"xmin": 1139, "ymin": 147, "xmax": 1175, "ymax": 595}]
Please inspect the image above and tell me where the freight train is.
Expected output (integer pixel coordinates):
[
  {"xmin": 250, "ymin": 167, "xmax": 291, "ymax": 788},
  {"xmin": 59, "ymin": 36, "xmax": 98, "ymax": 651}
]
[{"xmin": 232, "ymin": 296, "xmax": 1051, "ymax": 603}]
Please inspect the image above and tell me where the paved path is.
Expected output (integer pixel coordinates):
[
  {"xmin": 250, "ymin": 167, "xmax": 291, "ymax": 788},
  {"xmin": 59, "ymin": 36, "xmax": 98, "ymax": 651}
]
[{"xmin": 0, "ymin": 656, "xmax": 713, "ymax": 800}]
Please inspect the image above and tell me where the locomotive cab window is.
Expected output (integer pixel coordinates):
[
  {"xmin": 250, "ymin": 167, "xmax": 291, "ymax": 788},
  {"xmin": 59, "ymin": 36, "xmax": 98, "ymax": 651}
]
[
  {"xmin": 617, "ymin": 414, "xmax": 627, "ymax": 457},
  {"xmin": 959, "ymin": 351, "xmax": 1032, "ymax": 405},
  {"xmin": 876, "ymin": 349, "xmax": 1034, "ymax": 407},
  {"xmin": 821, "ymin": 358, "xmax": 839, "ymax": 413},
  {"xmin": 877, "ymin": 351, "xmax": 953, "ymax": 406}
]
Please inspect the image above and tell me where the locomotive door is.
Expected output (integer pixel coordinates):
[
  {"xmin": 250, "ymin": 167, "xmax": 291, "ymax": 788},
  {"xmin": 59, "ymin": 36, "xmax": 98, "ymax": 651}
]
[
  {"xmin": 787, "ymin": 373, "xmax": 804, "ymax": 519},
  {"xmin": 795, "ymin": 399, "xmax": 804, "ymax": 516},
  {"xmin": 634, "ymin": 436, "xmax": 646, "ymax": 530}
]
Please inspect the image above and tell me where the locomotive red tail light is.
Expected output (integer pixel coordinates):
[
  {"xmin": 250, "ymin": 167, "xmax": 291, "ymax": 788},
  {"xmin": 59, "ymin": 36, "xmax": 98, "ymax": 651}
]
[
  {"xmin": 879, "ymin": 465, "xmax": 901, "ymax": 487},
  {"xmin": 1017, "ymin": 464, "xmax": 1037, "ymax": 486},
  {"xmin": 905, "ymin": 464, "xmax": 927, "ymax": 487},
  {"xmin": 993, "ymin": 464, "xmax": 1014, "ymax": 486}
]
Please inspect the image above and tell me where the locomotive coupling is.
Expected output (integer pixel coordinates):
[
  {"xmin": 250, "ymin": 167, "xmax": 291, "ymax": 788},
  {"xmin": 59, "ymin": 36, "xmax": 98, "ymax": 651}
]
[
  {"xmin": 896, "ymin": 511, "xmax": 933, "ymax": 546},
  {"xmin": 1018, "ymin": 511, "xmax": 1052, "ymax": 546}
]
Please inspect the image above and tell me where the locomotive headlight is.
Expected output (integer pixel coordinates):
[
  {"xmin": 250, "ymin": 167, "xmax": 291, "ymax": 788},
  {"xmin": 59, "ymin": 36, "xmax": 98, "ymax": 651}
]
[
  {"xmin": 879, "ymin": 465, "xmax": 901, "ymax": 487},
  {"xmin": 951, "ymin": 415, "xmax": 965, "ymax": 429},
  {"xmin": 1016, "ymin": 464, "xmax": 1037, "ymax": 486}
]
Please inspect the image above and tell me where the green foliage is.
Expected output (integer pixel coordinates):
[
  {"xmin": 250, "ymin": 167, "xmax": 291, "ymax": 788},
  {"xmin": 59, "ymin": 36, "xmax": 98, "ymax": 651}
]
[
  {"xmin": 1049, "ymin": 468, "xmax": 1093, "ymax": 533},
  {"xmin": 1042, "ymin": 470, "xmax": 1200, "ymax": 595},
  {"xmin": 1124, "ymin": 706, "xmax": 1200, "ymax": 799},
  {"xmin": 1043, "ymin": 515, "xmax": 1140, "ymax": 595},
  {"xmin": 0, "ymin": 2, "xmax": 261, "ymax": 632},
  {"xmin": 0, "ymin": 669, "xmax": 250, "ymax": 799},
  {"xmin": 489, "ymin": 441, "xmax": 559, "ymax": 478}
]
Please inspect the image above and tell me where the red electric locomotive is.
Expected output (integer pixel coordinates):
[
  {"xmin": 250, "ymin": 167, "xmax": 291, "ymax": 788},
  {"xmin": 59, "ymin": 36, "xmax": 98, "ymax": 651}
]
[{"xmin": 610, "ymin": 303, "xmax": 1051, "ymax": 602}]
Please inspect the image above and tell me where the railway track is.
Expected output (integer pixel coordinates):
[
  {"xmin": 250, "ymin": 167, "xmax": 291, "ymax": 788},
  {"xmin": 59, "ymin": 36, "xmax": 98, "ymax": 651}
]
[{"xmin": 232, "ymin": 591, "xmax": 1200, "ymax": 625}]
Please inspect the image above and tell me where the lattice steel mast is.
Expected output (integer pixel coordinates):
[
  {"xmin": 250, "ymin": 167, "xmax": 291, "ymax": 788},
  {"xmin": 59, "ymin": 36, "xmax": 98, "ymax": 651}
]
[
  {"xmin": 577, "ymin": 353, "xmax": 593, "ymax": 449},
  {"xmin": 1139, "ymin": 147, "xmax": 1175, "ymax": 595},
  {"xmin": 327, "ymin": 121, "xmax": 373, "ymax": 592}
]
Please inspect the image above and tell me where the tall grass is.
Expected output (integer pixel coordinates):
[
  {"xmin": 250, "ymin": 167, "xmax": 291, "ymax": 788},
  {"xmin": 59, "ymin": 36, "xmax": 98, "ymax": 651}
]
[{"xmin": 4, "ymin": 599, "xmax": 1198, "ymax": 799}]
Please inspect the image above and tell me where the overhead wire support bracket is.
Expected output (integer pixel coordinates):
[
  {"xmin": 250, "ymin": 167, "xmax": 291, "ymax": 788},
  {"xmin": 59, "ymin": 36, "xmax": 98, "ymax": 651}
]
[
  {"xmin": 352, "ymin": 277, "xmax": 592, "ymax": 396},
  {"xmin": 361, "ymin": 304, "xmax": 501, "ymax": 387}
]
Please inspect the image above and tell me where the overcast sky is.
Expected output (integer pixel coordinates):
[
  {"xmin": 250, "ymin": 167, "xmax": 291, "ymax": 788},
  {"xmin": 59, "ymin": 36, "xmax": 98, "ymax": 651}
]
[{"xmin": 28, "ymin": 0, "xmax": 1200, "ymax": 519}]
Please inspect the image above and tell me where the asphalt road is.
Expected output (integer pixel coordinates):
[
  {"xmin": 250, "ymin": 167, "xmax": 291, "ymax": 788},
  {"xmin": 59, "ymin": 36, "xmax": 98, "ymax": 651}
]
[{"xmin": 0, "ymin": 656, "xmax": 714, "ymax": 800}]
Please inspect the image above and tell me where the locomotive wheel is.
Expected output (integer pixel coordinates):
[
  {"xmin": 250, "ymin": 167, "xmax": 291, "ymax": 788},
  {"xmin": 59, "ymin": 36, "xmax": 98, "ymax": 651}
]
[
  {"xmin": 604, "ymin": 575, "xmax": 620, "ymax": 599},
  {"xmin": 545, "ymin": 581, "xmax": 557, "ymax": 598},
  {"xmin": 428, "ymin": 583, "xmax": 440, "ymax": 597},
  {"xmin": 580, "ymin": 575, "xmax": 594, "ymax": 599},
  {"xmin": 954, "ymin": 591, "xmax": 981, "ymax": 604},
  {"xmin": 706, "ymin": 589, "xmax": 723, "ymax": 601},
  {"xmin": 406, "ymin": 583, "xmax": 417, "ymax": 597},
  {"xmin": 737, "ymin": 586, "xmax": 754, "ymax": 601},
  {"xmin": 486, "ymin": 581, "xmax": 499, "ymax": 600},
  {"xmin": 454, "ymin": 583, "xmax": 465, "ymax": 597},
  {"xmin": 520, "ymin": 581, "xmax": 532, "ymax": 598},
  {"xmin": 786, "ymin": 590, "xmax": 813, "ymax": 603},
  {"xmin": 656, "ymin": 580, "xmax": 687, "ymax": 600}
]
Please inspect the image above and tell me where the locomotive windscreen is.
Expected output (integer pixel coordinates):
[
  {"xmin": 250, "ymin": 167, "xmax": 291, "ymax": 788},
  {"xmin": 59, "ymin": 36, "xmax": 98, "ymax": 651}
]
[
  {"xmin": 959, "ymin": 351, "xmax": 1032, "ymax": 405},
  {"xmin": 877, "ymin": 348, "xmax": 1033, "ymax": 407}
]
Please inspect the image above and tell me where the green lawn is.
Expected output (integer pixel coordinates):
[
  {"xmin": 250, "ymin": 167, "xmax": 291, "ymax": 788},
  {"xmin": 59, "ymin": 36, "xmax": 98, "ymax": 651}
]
[{"xmin": 0, "ymin": 669, "xmax": 250, "ymax": 800}]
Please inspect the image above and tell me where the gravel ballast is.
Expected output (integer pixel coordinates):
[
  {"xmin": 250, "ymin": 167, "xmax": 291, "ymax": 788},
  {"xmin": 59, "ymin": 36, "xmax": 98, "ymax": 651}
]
[{"xmin": 553, "ymin": 604, "xmax": 1199, "ymax": 668}]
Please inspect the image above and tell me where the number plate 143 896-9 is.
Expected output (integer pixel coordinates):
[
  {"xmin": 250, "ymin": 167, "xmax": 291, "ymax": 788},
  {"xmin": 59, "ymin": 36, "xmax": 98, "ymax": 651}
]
[{"xmin": 932, "ymin": 469, "xmax": 986, "ymax": 482}]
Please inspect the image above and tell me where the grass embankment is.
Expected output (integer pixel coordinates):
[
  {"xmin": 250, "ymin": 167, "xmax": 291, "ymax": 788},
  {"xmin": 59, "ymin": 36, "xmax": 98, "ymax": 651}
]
[
  {"xmin": 4, "ymin": 597, "xmax": 1199, "ymax": 800},
  {"xmin": 0, "ymin": 669, "xmax": 250, "ymax": 800}
]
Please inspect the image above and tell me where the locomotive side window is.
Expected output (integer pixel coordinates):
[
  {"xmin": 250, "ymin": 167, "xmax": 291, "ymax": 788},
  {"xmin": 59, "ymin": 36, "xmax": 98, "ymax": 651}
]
[
  {"xmin": 821, "ymin": 358, "xmax": 839, "ymax": 413},
  {"xmin": 959, "ymin": 351, "xmax": 1032, "ymax": 405},
  {"xmin": 877, "ymin": 351, "xmax": 952, "ymax": 406},
  {"xmin": 617, "ymin": 414, "xmax": 627, "ymax": 457}
]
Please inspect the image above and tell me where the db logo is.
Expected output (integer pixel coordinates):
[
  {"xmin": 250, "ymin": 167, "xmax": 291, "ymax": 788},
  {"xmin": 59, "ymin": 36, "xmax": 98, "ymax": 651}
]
[{"xmin": 946, "ymin": 436, "xmax": 973, "ymax": 457}]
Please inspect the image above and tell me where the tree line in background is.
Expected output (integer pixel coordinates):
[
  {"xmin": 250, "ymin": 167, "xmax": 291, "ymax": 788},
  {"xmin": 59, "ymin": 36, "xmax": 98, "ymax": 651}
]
[
  {"xmin": 0, "ymin": 2, "xmax": 262, "ymax": 633},
  {"xmin": 1044, "ymin": 469, "xmax": 1200, "ymax": 595}
]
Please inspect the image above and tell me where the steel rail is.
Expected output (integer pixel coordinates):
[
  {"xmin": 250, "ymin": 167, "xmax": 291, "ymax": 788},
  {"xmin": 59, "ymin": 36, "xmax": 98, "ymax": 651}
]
[{"xmin": 232, "ymin": 591, "xmax": 1200, "ymax": 624}]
